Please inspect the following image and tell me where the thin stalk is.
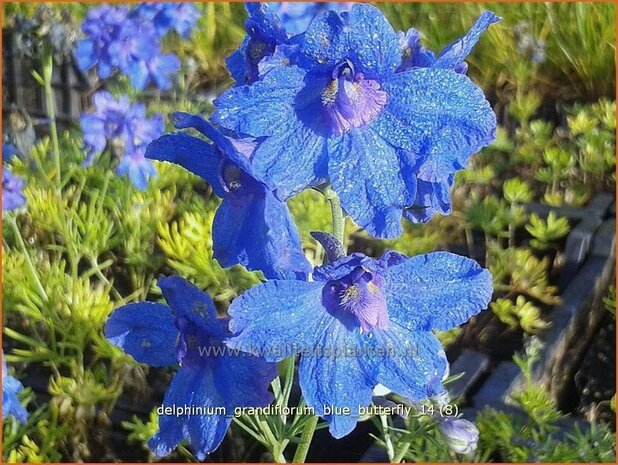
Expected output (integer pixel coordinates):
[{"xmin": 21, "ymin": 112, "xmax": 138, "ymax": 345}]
[
  {"xmin": 393, "ymin": 441, "xmax": 411, "ymax": 463},
  {"xmin": 41, "ymin": 45, "xmax": 62, "ymax": 190},
  {"xmin": 292, "ymin": 414, "xmax": 318, "ymax": 463},
  {"xmin": 380, "ymin": 414, "xmax": 395, "ymax": 461},
  {"xmin": 321, "ymin": 184, "xmax": 345, "ymax": 249},
  {"xmin": 9, "ymin": 216, "xmax": 48, "ymax": 302}
]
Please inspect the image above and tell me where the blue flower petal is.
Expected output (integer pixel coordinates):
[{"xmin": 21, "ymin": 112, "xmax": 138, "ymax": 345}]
[
  {"xmin": 172, "ymin": 112, "xmax": 258, "ymax": 180},
  {"xmin": 374, "ymin": 68, "xmax": 496, "ymax": 182},
  {"xmin": 300, "ymin": 4, "xmax": 401, "ymax": 77},
  {"xmin": 298, "ymin": 322, "xmax": 375, "ymax": 438},
  {"xmin": 104, "ymin": 303, "xmax": 179, "ymax": 367},
  {"xmin": 149, "ymin": 366, "xmax": 231, "ymax": 460},
  {"xmin": 403, "ymin": 176, "xmax": 454, "ymax": 223},
  {"xmin": 212, "ymin": 65, "xmax": 306, "ymax": 138},
  {"xmin": 373, "ymin": 327, "xmax": 447, "ymax": 400},
  {"xmin": 250, "ymin": 121, "xmax": 328, "ymax": 198},
  {"xmin": 213, "ymin": 188, "xmax": 311, "ymax": 280},
  {"xmin": 145, "ymin": 133, "xmax": 226, "ymax": 197},
  {"xmin": 225, "ymin": 37, "xmax": 249, "ymax": 84},
  {"xmin": 158, "ymin": 276, "xmax": 227, "ymax": 337},
  {"xmin": 213, "ymin": 352, "xmax": 276, "ymax": 409},
  {"xmin": 383, "ymin": 251, "xmax": 493, "ymax": 331},
  {"xmin": 74, "ymin": 39, "xmax": 97, "ymax": 71},
  {"xmin": 328, "ymin": 129, "xmax": 415, "ymax": 239},
  {"xmin": 227, "ymin": 280, "xmax": 330, "ymax": 362},
  {"xmin": 433, "ymin": 11, "xmax": 501, "ymax": 70}
]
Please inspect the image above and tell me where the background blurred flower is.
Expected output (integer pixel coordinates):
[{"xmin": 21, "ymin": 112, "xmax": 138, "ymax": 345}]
[
  {"xmin": 132, "ymin": 2, "xmax": 200, "ymax": 38},
  {"xmin": 75, "ymin": 4, "xmax": 180, "ymax": 90},
  {"xmin": 2, "ymin": 168, "xmax": 26, "ymax": 212},
  {"xmin": 266, "ymin": 2, "xmax": 353, "ymax": 35},
  {"xmin": 80, "ymin": 91, "xmax": 162, "ymax": 189},
  {"xmin": 2, "ymin": 352, "xmax": 28, "ymax": 423}
]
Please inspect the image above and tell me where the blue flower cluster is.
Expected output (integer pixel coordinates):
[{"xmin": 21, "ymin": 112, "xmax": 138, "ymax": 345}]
[
  {"xmin": 75, "ymin": 3, "xmax": 199, "ymax": 91},
  {"xmin": 2, "ymin": 167, "xmax": 26, "ymax": 212},
  {"xmin": 106, "ymin": 3, "xmax": 498, "ymax": 459},
  {"xmin": 2, "ymin": 352, "xmax": 28, "ymax": 423},
  {"xmin": 80, "ymin": 91, "xmax": 163, "ymax": 190}
]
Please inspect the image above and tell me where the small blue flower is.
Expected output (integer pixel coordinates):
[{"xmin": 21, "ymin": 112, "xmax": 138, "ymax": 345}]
[
  {"xmin": 438, "ymin": 418, "xmax": 479, "ymax": 457},
  {"xmin": 2, "ymin": 168, "xmax": 26, "ymax": 212},
  {"xmin": 226, "ymin": 244, "xmax": 493, "ymax": 438},
  {"xmin": 75, "ymin": 5, "xmax": 180, "ymax": 91},
  {"xmin": 2, "ymin": 352, "xmax": 28, "ymax": 423},
  {"xmin": 398, "ymin": 11, "xmax": 500, "ymax": 74},
  {"xmin": 105, "ymin": 276, "xmax": 276, "ymax": 459},
  {"xmin": 146, "ymin": 112, "xmax": 311, "ymax": 279},
  {"xmin": 266, "ymin": 2, "xmax": 353, "ymax": 35},
  {"xmin": 214, "ymin": 5, "xmax": 497, "ymax": 238},
  {"xmin": 80, "ymin": 91, "xmax": 163, "ymax": 190},
  {"xmin": 133, "ymin": 3, "xmax": 201, "ymax": 39}
]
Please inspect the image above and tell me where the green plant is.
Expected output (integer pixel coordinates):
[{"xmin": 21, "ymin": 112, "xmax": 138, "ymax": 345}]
[
  {"xmin": 525, "ymin": 212, "xmax": 570, "ymax": 250},
  {"xmin": 490, "ymin": 296, "xmax": 549, "ymax": 334}
]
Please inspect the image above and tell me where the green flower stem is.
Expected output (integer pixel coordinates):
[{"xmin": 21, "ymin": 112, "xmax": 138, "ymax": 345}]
[
  {"xmin": 8, "ymin": 216, "xmax": 48, "ymax": 302},
  {"xmin": 41, "ymin": 45, "xmax": 62, "ymax": 190},
  {"xmin": 292, "ymin": 414, "xmax": 318, "ymax": 463},
  {"xmin": 380, "ymin": 414, "xmax": 395, "ymax": 461},
  {"xmin": 321, "ymin": 185, "xmax": 345, "ymax": 250}
]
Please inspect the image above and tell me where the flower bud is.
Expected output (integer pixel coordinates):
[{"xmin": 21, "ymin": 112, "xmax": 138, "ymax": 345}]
[{"xmin": 438, "ymin": 418, "xmax": 479, "ymax": 457}]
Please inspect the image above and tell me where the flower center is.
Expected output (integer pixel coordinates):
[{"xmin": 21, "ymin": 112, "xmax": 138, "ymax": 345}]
[
  {"xmin": 325, "ymin": 266, "xmax": 389, "ymax": 333},
  {"xmin": 221, "ymin": 162, "xmax": 244, "ymax": 192},
  {"xmin": 319, "ymin": 60, "xmax": 388, "ymax": 136}
]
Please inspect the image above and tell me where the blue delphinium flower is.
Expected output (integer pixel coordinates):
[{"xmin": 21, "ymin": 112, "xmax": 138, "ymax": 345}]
[
  {"xmin": 2, "ymin": 168, "xmax": 26, "ymax": 212},
  {"xmin": 225, "ymin": 3, "xmax": 289, "ymax": 85},
  {"xmin": 266, "ymin": 2, "xmax": 353, "ymax": 35},
  {"xmin": 133, "ymin": 3, "xmax": 201, "ymax": 39},
  {"xmin": 105, "ymin": 276, "xmax": 276, "ymax": 459},
  {"xmin": 2, "ymin": 352, "xmax": 28, "ymax": 423},
  {"xmin": 226, "ymin": 237, "xmax": 493, "ymax": 438},
  {"xmin": 75, "ymin": 5, "xmax": 180, "ymax": 91},
  {"xmin": 146, "ymin": 112, "xmax": 311, "ymax": 279},
  {"xmin": 214, "ymin": 4, "xmax": 497, "ymax": 238},
  {"xmin": 80, "ymin": 91, "xmax": 163, "ymax": 190}
]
